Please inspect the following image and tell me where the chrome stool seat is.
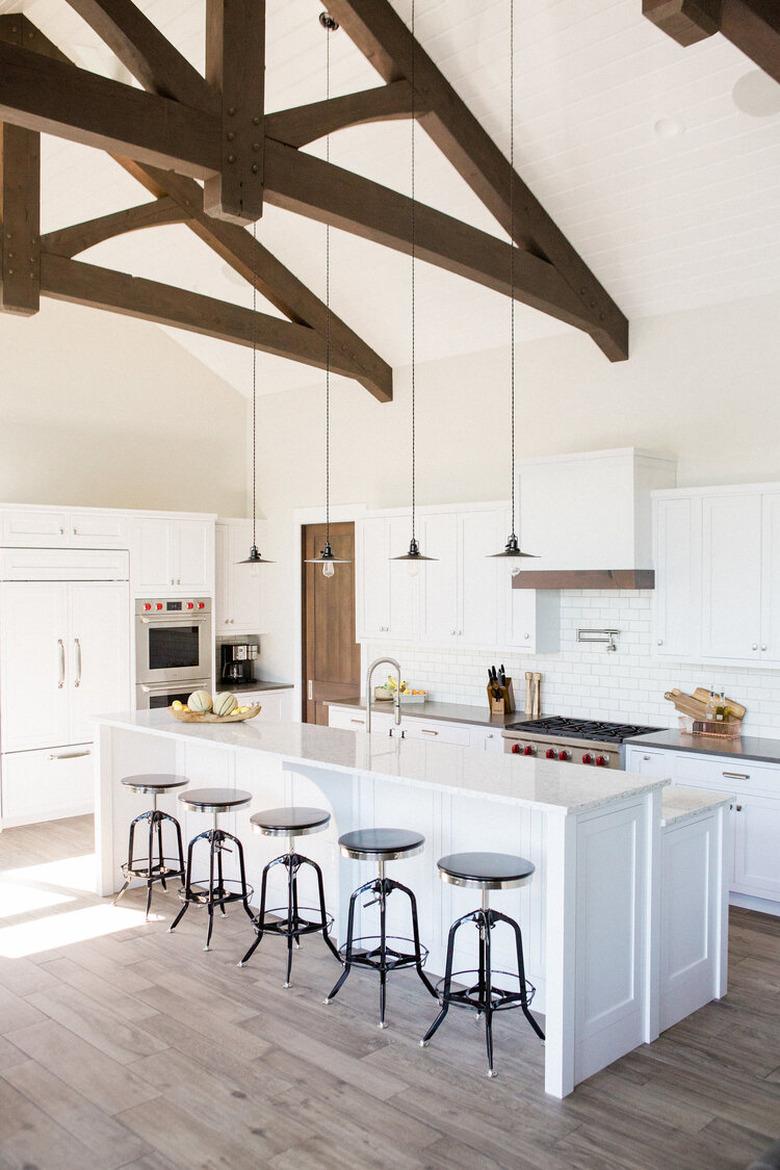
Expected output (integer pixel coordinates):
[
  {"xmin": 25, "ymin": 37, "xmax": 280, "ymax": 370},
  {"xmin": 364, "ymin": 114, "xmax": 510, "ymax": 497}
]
[
  {"xmin": 324, "ymin": 828, "xmax": 436, "ymax": 1028},
  {"xmin": 238, "ymin": 806, "xmax": 340, "ymax": 985},
  {"xmin": 420, "ymin": 851, "xmax": 544, "ymax": 1078},
  {"xmin": 114, "ymin": 774, "xmax": 188, "ymax": 918},
  {"xmin": 168, "ymin": 788, "xmax": 254, "ymax": 951}
]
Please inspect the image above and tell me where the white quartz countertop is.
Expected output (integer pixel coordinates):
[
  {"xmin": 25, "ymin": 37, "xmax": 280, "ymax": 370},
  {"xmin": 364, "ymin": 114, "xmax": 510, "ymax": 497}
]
[
  {"xmin": 94, "ymin": 710, "xmax": 670, "ymax": 815},
  {"xmin": 661, "ymin": 785, "xmax": 731, "ymax": 827}
]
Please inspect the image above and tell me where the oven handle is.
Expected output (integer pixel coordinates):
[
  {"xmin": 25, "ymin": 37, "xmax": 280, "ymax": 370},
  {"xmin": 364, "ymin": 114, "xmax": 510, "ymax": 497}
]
[{"xmin": 138, "ymin": 616, "xmax": 210, "ymax": 626}]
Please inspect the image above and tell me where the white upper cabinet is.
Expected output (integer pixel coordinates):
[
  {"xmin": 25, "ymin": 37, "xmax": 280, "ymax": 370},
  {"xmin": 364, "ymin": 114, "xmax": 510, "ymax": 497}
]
[
  {"xmin": 1, "ymin": 509, "xmax": 69, "ymax": 546},
  {"xmin": 653, "ymin": 482, "xmax": 780, "ymax": 667},
  {"xmin": 460, "ymin": 508, "xmax": 502, "ymax": 644},
  {"xmin": 356, "ymin": 515, "xmax": 418, "ymax": 641},
  {"xmin": 0, "ymin": 507, "xmax": 128, "ymax": 549},
  {"xmin": 68, "ymin": 512, "xmax": 128, "ymax": 548},
  {"xmin": 133, "ymin": 515, "xmax": 214, "ymax": 597},
  {"xmin": 504, "ymin": 578, "xmax": 560, "ymax": 653},
  {"xmin": 215, "ymin": 519, "xmax": 263, "ymax": 634},
  {"xmin": 420, "ymin": 512, "xmax": 460, "ymax": 643}
]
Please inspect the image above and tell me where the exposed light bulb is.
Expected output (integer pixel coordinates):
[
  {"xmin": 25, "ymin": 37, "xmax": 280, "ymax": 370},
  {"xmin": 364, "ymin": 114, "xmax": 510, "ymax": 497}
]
[
  {"xmin": 322, "ymin": 560, "xmax": 335, "ymax": 578},
  {"xmin": 407, "ymin": 560, "xmax": 419, "ymax": 577}
]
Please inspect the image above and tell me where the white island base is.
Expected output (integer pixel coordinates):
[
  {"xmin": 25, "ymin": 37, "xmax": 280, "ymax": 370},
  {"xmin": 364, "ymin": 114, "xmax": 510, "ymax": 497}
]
[{"xmin": 94, "ymin": 712, "xmax": 729, "ymax": 1098}]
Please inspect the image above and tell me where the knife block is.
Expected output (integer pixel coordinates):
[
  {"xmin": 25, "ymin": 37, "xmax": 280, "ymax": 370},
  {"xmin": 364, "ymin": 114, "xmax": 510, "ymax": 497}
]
[{"xmin": 487, "ymin": 678, "xmax": 515, "ymax": 716}]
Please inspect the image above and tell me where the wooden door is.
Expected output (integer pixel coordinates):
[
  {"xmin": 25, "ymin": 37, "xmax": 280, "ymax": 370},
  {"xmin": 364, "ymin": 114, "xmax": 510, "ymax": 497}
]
[{"xmin": 302, "ymin": 522, "xmax": 360, "ymax": 725}]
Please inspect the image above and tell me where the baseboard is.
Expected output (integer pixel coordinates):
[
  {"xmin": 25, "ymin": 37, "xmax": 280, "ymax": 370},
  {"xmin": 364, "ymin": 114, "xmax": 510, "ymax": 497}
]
[
  {"xmin": 729, "ymin": 892, "xmax": 780, "ymax": 918},
  {"xmin": 1, "ymin": 802, "xmax": 94, "ymax": 830}
]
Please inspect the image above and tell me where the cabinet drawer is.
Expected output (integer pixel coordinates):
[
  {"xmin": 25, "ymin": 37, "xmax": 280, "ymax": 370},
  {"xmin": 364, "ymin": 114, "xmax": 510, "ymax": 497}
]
[
  {"xmin": 69, "ymin": 512, "xmax": 128, "ymax": 548},
  {"xmin": 402, "ymin": 718, "xmax": 471, "ymax": 746},
  {"xmin": 1, "ymin": 509, "xmax": 69, "ymax": 546},
  {"xmin": 676, "ymin": 754, "xmax": 779, "ymax": 796},
  {"xmin": 1, "ymin": 745, "xmax": 94, "ymax": 827},
  {"xmin": 328, "ymin": 706, "xmax": 393, "ymax": 734}
]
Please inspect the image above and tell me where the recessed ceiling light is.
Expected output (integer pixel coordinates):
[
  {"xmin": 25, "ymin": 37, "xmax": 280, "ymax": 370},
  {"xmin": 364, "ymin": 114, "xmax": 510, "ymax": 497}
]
[
  {"xmin": 654, "ymin": 116, "xmax": 684, "ymax": 139},
  {"xmin": 732, "ymin": 69, "xmax": 780, "ymax": 117}
]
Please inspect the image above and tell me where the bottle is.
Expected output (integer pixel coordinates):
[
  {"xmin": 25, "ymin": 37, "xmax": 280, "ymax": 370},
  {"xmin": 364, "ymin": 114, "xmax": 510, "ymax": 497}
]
[
  {"xmin": 715, "ymin": 689, "xmax": 728, "ymax": 721},
  {"xmin": 704, "ymin": 687, "xmax": 716, "ymax": 721}
]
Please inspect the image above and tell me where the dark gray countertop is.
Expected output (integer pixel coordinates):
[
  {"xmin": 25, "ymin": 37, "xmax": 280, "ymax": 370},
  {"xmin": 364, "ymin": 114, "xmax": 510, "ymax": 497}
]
[
  {"xmin": 626, "ymin": 728, "xmax": 780, "ymax": 765},
  {"xmin": 227, "ymin": 680, "xmax": 294, "ymax": 693},
  {"xmin": 323, "ymin": 697, "xmax": 538, "ymax": 731}
]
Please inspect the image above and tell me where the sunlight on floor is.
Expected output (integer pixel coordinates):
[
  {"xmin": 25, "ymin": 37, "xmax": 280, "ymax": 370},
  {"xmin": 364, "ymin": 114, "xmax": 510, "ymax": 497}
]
[
  {"xmin": 0, "ymin": 882, "xmax": 75, "ymax": 919},
  {"xmin": 0, "ymin": 902, "xmax": 149, "ymax": 958},
  {"xmin": 0, "ymin": 853, "xmax": 98, "ymax": 893}
]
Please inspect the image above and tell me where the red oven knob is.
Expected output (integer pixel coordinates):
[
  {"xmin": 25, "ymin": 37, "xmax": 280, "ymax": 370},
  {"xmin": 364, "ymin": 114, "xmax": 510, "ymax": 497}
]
[
  {"xmin": 523, "ymin": 745, "xmax": 536, "ymax": 756},
  {"xmin": 156, "ymin": 602, "xmax": 163, "ymax": 610},
  {"xmin": 559, "ymin": 750, "xmax": 570, "ymax": 761},
  {"xmin": 582, "ymin": 752, "xmax": 593, "ymax": 765},
  {"xmin": 144, "ymin": 602, "xmax": 152, "ymax": 612},
  {"xmin": 511, "ymin": 743, "xmax": 521, "ymax": 754},
  {"xmin": 595, "ymin": 755, "xmax": 608, "ymax": 767},
  {"xmin": 545, "ymin": 748, "xmax": 558, "ymax": 759},
  {"xmin": 186, "ymin": 601, "xmax": 194, "ymax": 610},
  {"xmin": 198, "ymin": 601, "xmax": 205, "ymax": 609}
]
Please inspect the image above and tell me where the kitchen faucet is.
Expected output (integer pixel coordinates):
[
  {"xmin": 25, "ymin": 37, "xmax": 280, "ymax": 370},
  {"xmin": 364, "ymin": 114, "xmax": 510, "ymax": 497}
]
[{"xmin": 365, "ymin": 656, "xmax": 403, "ymax": 734}]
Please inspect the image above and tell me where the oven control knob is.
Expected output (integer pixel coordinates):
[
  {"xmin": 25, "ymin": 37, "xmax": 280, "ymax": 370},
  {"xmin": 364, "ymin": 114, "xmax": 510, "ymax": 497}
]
[
  {"xmin": 186, "ymin": 601, "xmax": 194, "ymax": 610},
  {"xmin": 511, "ymin": 743, "xmax": 521, "ymax": 754},
  {"xmin": 198, "ymin": 601, "xmax": 205, "ymax": 609},
  {"xmin": 143, "ymin": 602, "xmax": 152, "ymax": 612},
  {"xmin": 582, "ymin": 752, "xmax": 593, "ymax": 765},
  {"xmin": 156, "ymin": 602, "xmax": 163, "ymax": 610},
  {"xmin": 559, "ymin": 750, "xmax": 570, "ymax": 761},
  {"xmin": 523, "ymin": 745, "xmax": 536, "ymax": 756},
  {"xmin": 595, "ymin": 755, "xmax": 608, "ymax": 767},
  {"xmin": 545, "ymin": 748, "xmax": 557, "ymax": 759}
]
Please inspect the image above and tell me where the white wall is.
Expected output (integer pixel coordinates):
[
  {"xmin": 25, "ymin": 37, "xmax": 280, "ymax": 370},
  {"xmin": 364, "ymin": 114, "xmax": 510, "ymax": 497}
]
[
  {"xmin": 254, "ymin": 290, "xmax": 780, "ymax": 685},
  {"xmin": 0, "ymin": 300, "xmax": 249, "ymax": 516}
]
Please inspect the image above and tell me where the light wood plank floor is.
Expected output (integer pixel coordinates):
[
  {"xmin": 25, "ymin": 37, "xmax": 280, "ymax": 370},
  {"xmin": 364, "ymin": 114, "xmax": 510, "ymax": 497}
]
[{"xmin": 0, "ymin": 815, "xmax": 778, "ymax": 1170}]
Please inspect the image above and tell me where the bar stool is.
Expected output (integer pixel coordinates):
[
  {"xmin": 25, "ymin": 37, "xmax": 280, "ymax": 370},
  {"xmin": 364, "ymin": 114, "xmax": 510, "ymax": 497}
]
[
  {"xmin": 168, "ymin": 788, "xmax": 254, "ymax": 951},
  {"xmin": 238, "ymin": 806, "xmax": 340, "ymax": 985},
  {"xmin": 324, "ymin": 828, "xmax": 436, "ymax": 1028},
  {"xmin": 420, "ymin": 852, "xmax": 544, "ymax": 1078},
  {"xmin": 113, "ymin": 774, "xmax": 188, "ymax": 919}
]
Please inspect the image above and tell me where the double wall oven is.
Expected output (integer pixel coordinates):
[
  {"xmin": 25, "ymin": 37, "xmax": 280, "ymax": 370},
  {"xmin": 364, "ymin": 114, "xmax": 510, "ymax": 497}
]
[{"xmin": 135, "ymin": 597, "xmax": 212, "ymax": 709}]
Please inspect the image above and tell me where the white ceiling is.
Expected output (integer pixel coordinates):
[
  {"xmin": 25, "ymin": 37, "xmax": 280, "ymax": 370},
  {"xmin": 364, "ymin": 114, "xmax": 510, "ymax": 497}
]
[{"xmin": 8, "ymin": 0, "xmax": 780, "ymax": 396}]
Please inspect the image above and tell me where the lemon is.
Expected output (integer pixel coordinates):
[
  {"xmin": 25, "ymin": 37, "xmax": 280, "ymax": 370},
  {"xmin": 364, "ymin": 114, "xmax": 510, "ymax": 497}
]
[{"xmin": 172, "ymin": 700, "xmax": 183, "ymax": 711}]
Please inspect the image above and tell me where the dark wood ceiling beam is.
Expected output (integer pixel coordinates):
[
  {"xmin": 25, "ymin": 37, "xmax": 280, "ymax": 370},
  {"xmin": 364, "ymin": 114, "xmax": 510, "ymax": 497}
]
[
  {"xmin": 262, "ymin": 139, "xmax": 596, "ymax": 334},
  {"xmin": 41, "ymin": 198, "xmax": 186, "ymax": 259},
  {"xmin": 267, "ymin": 80, "xmax": 419, "ymax": 148},
  {"xmin": 322, "ymin": 0, "xmax": 628, "ymax": 361},
  {"xmin": 0, "ymin": 38, "xmax": 220, "ymax": 177},
  {"xmin": 204, "ymin": 0, "xmax": 265, "ymax": 224},
  {"xmin": 64, "ymin": 0, "xmax": 219, "ymax": 111},
  {"xmin": 0, "ymin": 122, "xmax": 40, "ymax": 315},
  {"xmin": 643, "ymin": 0, "xmax": 780, "ymax": 82},
  {"xmin": 119, "ymin": 160, "xmax": 393, "ymax": 402},
  {"xmin": 36, "ymin": 253, "xmax": 352, "ymax": 375}
]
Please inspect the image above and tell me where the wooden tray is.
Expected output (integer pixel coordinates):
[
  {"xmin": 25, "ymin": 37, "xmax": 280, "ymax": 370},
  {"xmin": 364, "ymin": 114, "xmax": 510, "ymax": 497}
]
[{"xmin": 169, "ymin": 704, "xmax": 261, "ymax": 724}]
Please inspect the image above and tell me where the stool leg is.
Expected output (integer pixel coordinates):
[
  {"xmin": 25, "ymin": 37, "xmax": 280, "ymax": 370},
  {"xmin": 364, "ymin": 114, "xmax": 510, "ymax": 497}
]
[
  {"xmin": 144, "ymin": 813, "xmax": 155, "ymax": 919},
  {"xmin": 497, "ymin": 910, "xmax": 545, "ymax": 1042},
  {"xmin": 238, "ymin": 858, "xmax": 270, "ymax": 968},
  {"xmin": 172, "ymin": 814, "xmax": 185, "ymax": 882},
  {"xmin": 421, "ymin": 913, "xmax": 463, "ymax": 1047},
  {"xmin": 169, "ymin": 834, "xmax": 197, "ymax": 933},
  {"xmin": 325, "ymin": 880, "xmax": 367, "ymax": 1004},
  {"xmin": 232, "ymin": 835, "xmax": 255, "ymax": 923},
  {"xmin": 291, "ymin": 860, "xmax": 301, "ymax": 949},
  {"xmin": 305, "ymin": 856, "xmax": 340, "ymax": 961},
  {"xmin": 204, "ymin": 832, "xmax": 217, "ymax": 951},
  {"xmin": 216, "ymin": 835, "xmax": 227, "ymax": 916},
  {"xmin": 114, "ymin": 812, "xmax": 142, "ymax": 905},
  {"xmin": 284, "ymin": 857, "xmax": 295, "ymax": 988},
  {"xmin": 156, "ymin": 813, "xmax": 167, "ymax": 892},
  {"xmin": 394, "ymin": 879, "xmax": 437, "ymax": 998},
  {"xmin": 378, "ymin": 876, "xmax": 388, "ymax": 1029},
  {"xmin": 483, "ymin": 910, "xmax": 496, "ymax": 1078}
]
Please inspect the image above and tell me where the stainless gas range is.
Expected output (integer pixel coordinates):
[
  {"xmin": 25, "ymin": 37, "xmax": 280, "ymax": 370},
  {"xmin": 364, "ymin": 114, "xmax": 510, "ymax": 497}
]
[{"xmin": 503, "ymin": 716, "xmax": 663, "ymax": 770}]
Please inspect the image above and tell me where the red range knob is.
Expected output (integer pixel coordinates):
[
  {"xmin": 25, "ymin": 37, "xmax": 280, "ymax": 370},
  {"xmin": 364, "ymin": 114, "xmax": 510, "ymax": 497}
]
[
  {"xmin": 186, "ymin": 601, "xmax": 194, "ymax": 610},
  {"xmin": 545, "ymin": 748, "xmax": 557, "ymax": 759},
  {"xmin": 144, "ymin": 602, "xmax": 152, "ymax": 612},
  {"xmin": 559, "ymin": 750, "xmax": 570, "ymax": 761},
  {"xmin": 523, "ymin": 745, "xmax": 536, "ymax": 756},
  {"xmin": 511, "ymin": 743, "xmax": 521, "ymax": 754},
  {"xmin": 595, "ymin": 755, "xmax": 608, "ymax": 767},
  {"xmin": 198, "ymin": 601, "xmax": 205, "ymax": 609},
  {"xmin": 156, "ymin": 602, "xmax": 163, "ymax": 610},
  {"xmin": 582, "ymin": 752, "xmax": 593, "ymax": 765}
]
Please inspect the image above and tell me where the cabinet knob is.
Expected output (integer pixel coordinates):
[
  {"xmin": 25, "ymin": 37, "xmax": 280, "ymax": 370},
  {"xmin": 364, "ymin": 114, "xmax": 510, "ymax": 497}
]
[
  {"xmin": 524, "ymin": 633, "xmax": 530, "ymax": 640},
  {"xmin": 657, "ymin": 639, "xmax": 663, "ymax": 646},
  {"xmin": 762, "ymin": 644, "xmax": 768, "ymax": 651},
  {"xmin": 736, "ymin": 804, "xmax": 743, "ymax": 812},
  {"xmin": 752, "ymin": 643, "xmax": 758, "ymax": 650}
]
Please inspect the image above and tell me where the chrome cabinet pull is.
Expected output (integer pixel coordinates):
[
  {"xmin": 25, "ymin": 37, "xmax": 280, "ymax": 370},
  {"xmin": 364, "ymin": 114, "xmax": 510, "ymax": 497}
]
[
  {"xmin": 421, "ymin": 728, "xmax": 438, "ymax": 736},
  {"xmin": 761, "ymin": 644, "xmax": 768, "ymax": 651},
  {"xmin": 722, "ymin": 771, "xmax": 750, "ymax": 781},
  {"xmin": 57, "ymin": 639, "xmax": 65, "ymax": 688},
  {"xmin": 74, "ymin": 637, "xmax": 82, "ymax": 687},
  {"xmin": 48, "ymin": 749, "xmax": 91, "ymax": 761},
  {"xmin": 752, "ymin": 643, "xmax": 758, "ymax": 650},
  {"xmin": 350, "ymin": 717, "xmax": 365, "ymax": 725}
]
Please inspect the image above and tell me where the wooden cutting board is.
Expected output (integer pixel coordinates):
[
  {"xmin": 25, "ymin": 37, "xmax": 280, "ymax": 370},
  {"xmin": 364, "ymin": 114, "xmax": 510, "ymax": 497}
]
[{"xmin": 691, "ymin": 687, "xmax": 746, "ymax": 720}]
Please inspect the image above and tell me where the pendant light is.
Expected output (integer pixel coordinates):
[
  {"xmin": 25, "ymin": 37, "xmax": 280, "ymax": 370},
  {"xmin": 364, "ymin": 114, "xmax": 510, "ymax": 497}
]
[
  {"xmin": 391, "ymin": 0, "xmax": 436, "ymax": 569},
  {"xmin": 304, "ymin": 11, "xmax": 350, "ymax": 579},
  {"xmin": 238, "ymin": 220, "xmax": 275, "ymax": 564},
  {"xmin": 489, "ymin": 0, "xmax": 537, "ymax": 561}
]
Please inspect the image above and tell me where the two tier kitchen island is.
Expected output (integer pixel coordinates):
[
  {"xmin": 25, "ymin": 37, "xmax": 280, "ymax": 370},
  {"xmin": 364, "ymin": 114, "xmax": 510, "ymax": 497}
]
[{"xmin": 93, "ymin": 710, "xmax": 729, "ymax": 1098}]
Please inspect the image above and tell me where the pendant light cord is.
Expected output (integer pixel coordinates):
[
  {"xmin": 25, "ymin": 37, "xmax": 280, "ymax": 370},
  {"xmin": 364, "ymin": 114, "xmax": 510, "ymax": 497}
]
[
  {"xmin": 251, "ymin": 220, "xmax": 258, "ymax": 549},
  {"xmin": 509, "ymin": 0, "xmax": 516, "ymax": 539},
  {"xmin": 325, "ymin": 20, "xmax": 332, "ymax": 546},
  {"xmin": 410, "ymin": 0, "xmax": 417, "ymax": 543}
]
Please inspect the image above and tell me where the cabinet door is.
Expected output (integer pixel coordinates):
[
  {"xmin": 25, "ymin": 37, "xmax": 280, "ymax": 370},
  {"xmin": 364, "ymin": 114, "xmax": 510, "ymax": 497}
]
[
  {"xmin": 419, "ymin": 513, "xmax": 459, "ymax": 643},
  {"xmin": 460, "ymin": 510, "xmax": 501, "ymax": 644},
  {"xmin": 653, "ymin": 496, "xmax": 701, "ymax": 659},
  {"xmin": 0, "ymin": 582, "xmax": 70, "ymax": 751},
  {"xmin": 1, "ymin": 509, "xmax": 69, "ymax": 547},
  {"xmin": 625, "ymin": 748, "xmax": 673, "ymax": 778},
  {"xmin": 387, "ymin": 515, "xmax": 419, "ymax": 639},
  {"xmin": 174, "ymin": 520, "xmax": 213, "ymax": 593},
  {"xmin": 358, "ymin": 517, "xmax": 391, "ymax": 638},
  {"xmin": 134, "ymin": 518, "xmax": 173, "ymax": 593},
  {"xmin": 701, "ymin": 493, "xmax": 762, "ymax": 661},
  {"xmin": 760, "ymin": 492, "xmax": 780, "ymax": 665},
  {"xmin": 69, "ymin": 512, "xmax": 128, "ymax": 549},
  {"xmin": 227, "ymin": 522, "xmax": 261, "ymax": 632},
  {"xmin": 733, "ymin": 794, "xmax": 780, "ymax": 900},
  {"xmin": 68, "ymin": 582, "xmax": 130, "ymax": 743}
]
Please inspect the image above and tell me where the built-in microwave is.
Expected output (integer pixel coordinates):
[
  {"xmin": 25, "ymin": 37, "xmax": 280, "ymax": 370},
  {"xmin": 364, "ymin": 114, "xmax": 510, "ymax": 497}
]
[{"xmin": 134, "ymin": 597, "xmax": 212, "ymax": 688}]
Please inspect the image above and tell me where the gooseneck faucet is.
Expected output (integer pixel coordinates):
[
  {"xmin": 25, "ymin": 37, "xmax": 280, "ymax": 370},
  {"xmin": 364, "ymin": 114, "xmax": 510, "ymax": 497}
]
[{"xmin": 365, "ymin": 656, "xmax": 403, "ymax": 734}]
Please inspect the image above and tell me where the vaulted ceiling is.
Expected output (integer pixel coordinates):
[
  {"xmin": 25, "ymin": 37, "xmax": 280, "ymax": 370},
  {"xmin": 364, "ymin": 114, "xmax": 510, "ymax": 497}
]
[{"xmin": 6, "ymin": 0, "xmax": 780, "ymax": 396}]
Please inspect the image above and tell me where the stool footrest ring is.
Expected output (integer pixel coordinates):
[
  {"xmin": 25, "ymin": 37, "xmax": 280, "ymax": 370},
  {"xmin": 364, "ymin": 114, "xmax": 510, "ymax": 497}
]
[
  {"xmin": 338, "ymin": 934, "xmax": 430, "ymax": 972},
  {"xmin": 121, "ymin": 857, "xmax": 184, "ymax": 879},
  {"xmin": 179, "ymin": 878, "xmax": 254, "ymax": 907},
  {"xmin": 251, "ymin": 906, "xmax": 334, "ymax": 939},
  {"xmin": 434, "ymin": 968, "xmax": 537, "ymax": 1012}
]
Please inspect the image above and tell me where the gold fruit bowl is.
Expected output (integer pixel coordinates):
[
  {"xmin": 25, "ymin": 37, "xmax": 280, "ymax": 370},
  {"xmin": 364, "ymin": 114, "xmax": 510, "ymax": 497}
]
[{"xmin": 169, "ymin": 704, "xmax": 261, "ymax": 724}]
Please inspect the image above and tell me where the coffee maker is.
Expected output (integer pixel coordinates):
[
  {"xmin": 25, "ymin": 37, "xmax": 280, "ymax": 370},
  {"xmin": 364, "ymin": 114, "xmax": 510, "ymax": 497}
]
[{"xmin": 220, "ymin": 641, "xmax": 259, "ymax": 687}]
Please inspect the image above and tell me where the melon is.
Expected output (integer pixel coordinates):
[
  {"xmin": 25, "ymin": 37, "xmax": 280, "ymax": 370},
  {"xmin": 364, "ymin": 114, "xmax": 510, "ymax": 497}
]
[
  {"xmin": 213, "ymin": 691, "xmax": 238, "ymax": 717},
  {"xmin": 188, "ymin": 689, "xmax": 213, "ymax": 714}
]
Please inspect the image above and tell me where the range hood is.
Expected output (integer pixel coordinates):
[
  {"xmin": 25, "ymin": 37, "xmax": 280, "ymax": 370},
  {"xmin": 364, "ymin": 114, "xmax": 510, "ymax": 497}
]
[{"xmin": 510, "ymin": 448, "xmax": 677, "ymax": 590}]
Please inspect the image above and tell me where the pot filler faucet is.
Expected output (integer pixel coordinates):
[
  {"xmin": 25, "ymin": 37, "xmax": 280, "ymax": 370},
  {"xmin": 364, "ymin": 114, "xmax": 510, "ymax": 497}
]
[{"xmin": 365, "ymin": 656, "xmax": 403, "ymax": 734}]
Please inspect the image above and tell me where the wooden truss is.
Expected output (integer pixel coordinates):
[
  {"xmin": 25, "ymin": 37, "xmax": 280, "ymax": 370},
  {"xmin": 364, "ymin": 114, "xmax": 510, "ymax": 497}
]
[
  {"xmin": 643, "ymin": 1, "xmax": 779, "ymax": 84},
  {"xmin": 0, "ymin": 2, "xmax": 630, "ymax": 403}
]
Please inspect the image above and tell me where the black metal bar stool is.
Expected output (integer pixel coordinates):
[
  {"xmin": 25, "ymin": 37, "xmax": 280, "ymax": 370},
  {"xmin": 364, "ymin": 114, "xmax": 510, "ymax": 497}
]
[
  {"xmin": 168, "ymin": 788, "xmax": 254, "ymax": 951},
  {"xmin": 420, "ymin": 852, "xmax": 545, "ymax": 1078},
  {"xmin": 114, "ymin": 774, "xmax": 188, "ymax": 918},
  {"xmin": 324, "ymin": 828, "xmax": 436, "ymax": 1028},
  {"xmin": 238, "ymin": 806, "xmax": 340, "ymax": 985}
]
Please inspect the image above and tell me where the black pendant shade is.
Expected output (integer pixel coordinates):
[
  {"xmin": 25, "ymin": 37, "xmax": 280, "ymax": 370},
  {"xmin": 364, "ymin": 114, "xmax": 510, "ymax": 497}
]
[
  {"xmin": 238, "ymin": 544, "xmax": 275, "ymax": 565},
  {"xmin": 488, "ymin": 533, "xmax": 538, "ymax": 559},
  {"xmin": 305, "ymin": 541, "xmax": 351, "ymax": 566},
  {"xmin": 391, "ymin": 537, "xmax": 437, "ymax": 562}
]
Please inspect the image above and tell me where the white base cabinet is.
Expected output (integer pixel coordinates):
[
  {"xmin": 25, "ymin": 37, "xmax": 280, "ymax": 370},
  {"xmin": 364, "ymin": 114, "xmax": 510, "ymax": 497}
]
[
  {"xmin": 0, "ymin": 506, "xmax": 128, "ymax": 549},
  {"xmin": 1, "ymin": 745, "xmax": 94, "ymax": 827},
  {"xmin": 234, "ymin": 688, "xmax": 295, "ymax": 723},
  {"xmin": 328, "ymin": 703, "xmax": 505, "ymax": 751}
]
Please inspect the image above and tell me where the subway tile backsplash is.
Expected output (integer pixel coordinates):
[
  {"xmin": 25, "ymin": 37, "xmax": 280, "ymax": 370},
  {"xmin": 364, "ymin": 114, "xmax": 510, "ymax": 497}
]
[{"xmin": 363, "ymin": 591, "xmax": 780, "ymax": 738}]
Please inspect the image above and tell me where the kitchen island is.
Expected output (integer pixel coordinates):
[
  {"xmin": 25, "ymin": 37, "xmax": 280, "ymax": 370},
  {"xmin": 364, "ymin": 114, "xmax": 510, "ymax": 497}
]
[{"xmin": 93, "ymin": 710, "xmax": 729, "ymax": 1098}]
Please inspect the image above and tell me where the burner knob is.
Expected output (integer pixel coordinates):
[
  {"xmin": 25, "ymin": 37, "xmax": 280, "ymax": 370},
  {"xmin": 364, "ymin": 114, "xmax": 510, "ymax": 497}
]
[
  {"xmin": 582, "ymin": 752, "xmax": 593, "ymax": 765},
  {"xmin": 156, "ymin": 602, "xmax": 163, "ymax": 610},
  {"xmin": 545, "ymin": 748, "xmax": 558, "ymax": 760},
  {"xmin": 595, "ymin": 755, "xmax": 608, "ymax": 767},
  {"xmin": 523, "ymin": 744, "xmax": 537, "ymax": 756},
  {"xmin": 558, "ymin": 750, "xmax": 570, "ymax": 761},
  {"xmin": 186, "ymin": 601, "xmax": 194, "ymax": 610},
  {"xmin": 511, "ymin": 743, "xmax": 521, "ymax": 754},
  {"xmin": 143, "ymin": 602, "xmax": 152, "ymax": 612}
]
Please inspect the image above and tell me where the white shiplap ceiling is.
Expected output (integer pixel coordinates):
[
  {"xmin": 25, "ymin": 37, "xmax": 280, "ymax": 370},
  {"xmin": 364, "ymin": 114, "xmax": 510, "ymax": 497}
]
[{"xmin": 8, "ymin": 0, "xmax": 780, "ymax": 395}]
